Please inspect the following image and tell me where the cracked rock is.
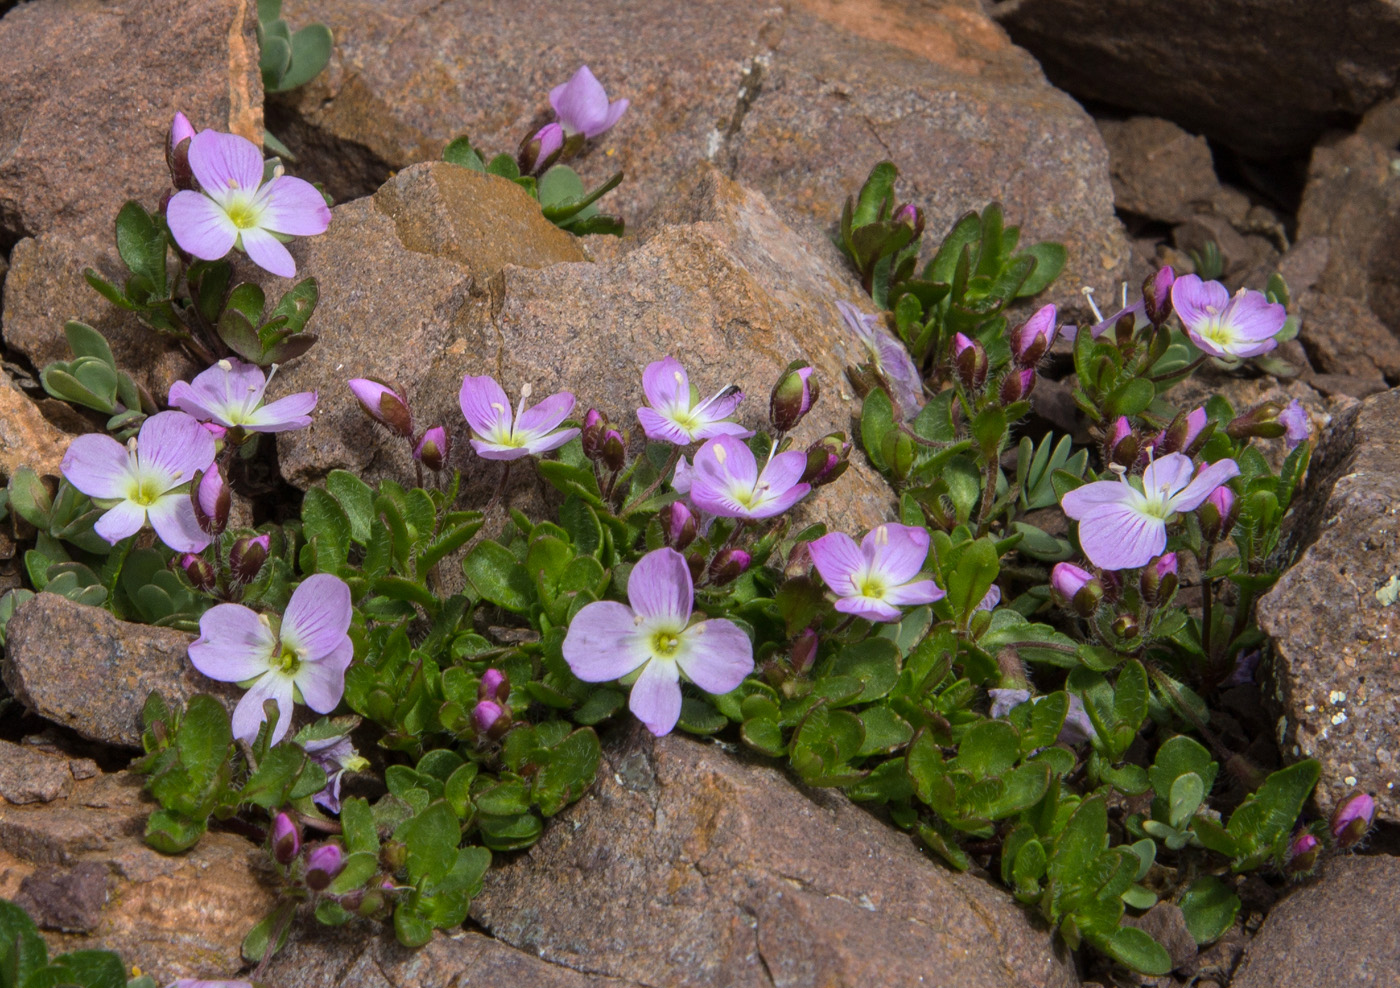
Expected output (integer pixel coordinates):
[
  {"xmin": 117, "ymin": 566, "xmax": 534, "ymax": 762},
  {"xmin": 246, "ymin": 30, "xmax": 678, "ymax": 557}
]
[{"xmin": 470, "ymin": 729, "xmax": 1077, "ymax": 988}]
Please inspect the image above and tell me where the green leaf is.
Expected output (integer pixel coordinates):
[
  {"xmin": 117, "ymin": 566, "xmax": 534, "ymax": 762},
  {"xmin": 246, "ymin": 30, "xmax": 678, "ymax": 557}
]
[
  {"xmin": 463, "ymin": 541, "xmax": 535, "ymax": 612},
  {"xmin": 266, "ymin": 278, "xmax": 319, "ymax": 337},
  {"xmin": 396, "ymin": 801, "xmax": 460, "ymax": 885},
  {"xmin": 1104, "ymin": 378, "xmax": 1155, "ymax": 419},
  {"xmin": 827, "ymin": 638, "xmax": 901, "ymax": 702},
  {"xmin": 442, "ymin": 136, "xmax": 485, "ymax": 170},
  {"xmin": 1096, "ymin": 926, "xmax": 1172, "ymax": 975},
  {"xmin": 1014, "ymin": 242, "xmax": 1067, "ymax": 297},
  {"xmin": 860, "ymin": 388, "xmax": 896, "ymax": 472},
  {"xmin": 340, "ymin": 796, "xmax": 380, "ymax": 856},
  {"xmin": 144, "ymin": 808, "xmax": 207, "ymax": 853},
  {"xmin": 0, "ymin": 898, "xmax": 50, "ymax": 987},
  {"xmin": 325, "ymin": 470, "xmax": 375, "ymax": 544},
  {"xmin": 275, "ymin": 23, "xmax": 333, "ymax": 91},
  {"xmin": 852, "ymin": 161, "xmax": 898, "ymax": 228},
  {"xmin": 113, "ymin": 201, "xmax": 167, "ymax": 292},
  {"xmin": 1178, "ymin": 876, "xmax": 1240, "ymax": 945},
  {"xmin": 47, "ymin": 949, "xmax": 126, "ymax": 988}
]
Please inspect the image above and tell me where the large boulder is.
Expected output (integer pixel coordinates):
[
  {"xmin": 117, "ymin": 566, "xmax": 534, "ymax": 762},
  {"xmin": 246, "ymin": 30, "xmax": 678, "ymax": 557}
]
[
  {"xmin": 470, "ymin": 730, "xmax": 1077, "ymax": 988},
  {"xmin": 0, "ymin": 369, "xmax": 71, "ymax": 482},
  {"xmin": 991, "ymin": 0, "xmax": 1400, "ymax": 158},
  {"xmin": 272, "ymin": 0, "xmax": 1126, "ymax": 308},
  {"xmin": 1257, "ymin": 387, "xmax": 1400, "ymax": 820}
]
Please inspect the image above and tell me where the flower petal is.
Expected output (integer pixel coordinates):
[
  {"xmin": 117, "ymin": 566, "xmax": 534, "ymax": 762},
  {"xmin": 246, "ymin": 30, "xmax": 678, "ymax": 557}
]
[
  {"xmin": 94, "ymin": 501, "xmax": 147, "ymax": 544},
  {"xmin": 638, "ymin": 406, "xmax": 694, "ymax": 445},
  {"xmin": 257, "ymin": 175, "xmax": 331, "ymax": 236},
  {"xmin": 628, "ymin": 658, "xmax": 681, "ymax": 736},
  {"xmin": 674, "ymin": 618, "xmax": 752, "ymax": 694},
  {"xmin": 756, "ymin": 449, "xmax": 809, "ymax": 498},
  {"xmin": 1170, "ymin": 274, "xmax": 1229, "ymax": 333},
  {"xmin": 459, "ymin": 375, "xmax": 512, "ymax": 437},
  {"xmin": 642, "ymin": 357, "xmax": 689, "ymax": 412},
  {"xmin": 562, "ymin": 601, "xmax": 651, "ymax": 681},
  {"xmin": 246, "ymin": 391, "xmax": 317, "ymax": 432},
  {"xmin": 693, "ymin": 435, "xmax": 757, "ymax": 489},
  {"xmin": 691, "ymin": 419, "xmax": 754, "ymax": 441},
  {"xmin": 281, "ymin": 574, "xmax": 353, "ymax": 659},
  {"xmin": 1222, "ymin": 292, "xmax": 1287, "ymax": 342},
  {"xmin": 551, "ymin": 65, "xmax": 609, "ymax": 134},
  {"xmin": 231, "ymin": 672, "xmax": 295, "ymax": 744},
  {"xmin": 627, "ymin": 547, "xmax": 693, "ymax": 625},
  {"xmin": 863, "ymin": 523, "xmax": 930, "ymax": 585},
  {"xmin": 138, "ymin": 411, "xmax": 217, "ymax": 487},
  {"xmin": 1075, "ymin": 502, "xmax": 1166, "ymax": 571},
  {"xmin": 516, "ymin": 391, "xmax": 575, "ymax": 439},
  {"xmin": 1169, "ymin": 458, "xmax": 1241, "ymax": 512},
  {"xmin": 294, "ymin": 637, "xmax": 352, "ymax": 713},
  {"xmin": 470, "ymin": 439, "xmax": 533, "ymax": 460},
  {"xmin": 239, "ymin": 227, "xmax": 297, "ymax": 279},
  {"xmin": 146, "ymin": 493, "xmax": 212, "ymax": 552},
  {"xmin": 187, "ymin": 130, "xmax": 265, "ymax": 197},
  {"xmin": 1141, "ymin": 452, "xmax": 1196, "ymax": 499},
  {"xmin": 522, "ymin": 426, "xmax": 579, "ymax": 456},
  {"xmin": 61, "ymin": 433, "xmax": 131, "ymax": 499},
  {"xmin": 884, "ymin": 578, "xmax": 946, "ymax": 607},
  {"xmin": 166, "ymin": 191, "xmax": 239, "ymax": 261},
  {"xmin": 1061, "ymin": 478, "xmax": 1139, "ymax": 519},
  {"xmin": 591, "ymin": 97, "xmax": 629, "ymax": 138},
  {"xmin": 808, "ymin": 532, "xmax": 865, "ymax": 596},
  {"xmin": 834, "ymin": 596, "xmax": 902, "ymax": 622},
  {"xmin": 190, "ymin": 603, "xmax": 276, "ymax": 682}
]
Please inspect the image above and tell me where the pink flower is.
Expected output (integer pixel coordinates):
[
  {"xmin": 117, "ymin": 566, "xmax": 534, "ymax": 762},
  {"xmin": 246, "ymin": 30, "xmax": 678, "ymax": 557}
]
[
  {"xmin": 1010, "ymin": 304, "xmax": 1057, "ymax": 365},
  {"xmin": 562, "ymin": 547, "xmax": 753, "ymax": 736},
  {"xmin": 61, "ymin": 411, "xmax": 216, "ymax": 552},
  {"xmin": 807, "ymin": 523, "xmax": 945, "ymax": 622},
  {"xmin": 170, "ymin": 359, "xmax": 316, "ymax": 434},
  {"xmin": 636, "ymin": 357, "xmax": 750, "ymax": 445},
  {"xmin": 166, "ymin": 130, "xmax": 331, "ymax": 278},
  {"xmin": 1060, "ymin": 453, "xmax": 1240, "ymax": 570},
  {"xmin": 188, "ymin": 574, "xmax": 354, "ymax": 744},
  {"xmin": 1171, "ymin": 274, "xmax": 1285, "ymax": 359},
  {"xmin": 550, "ymin": 66, "xmax": 629, "ymax": 138},
  {"xmin": 1279, "ymin": 399, "xmax": 1311, "ymax": 449},
  {"xmin": 1330, "ymin": 792, "xmax": 1375, "ymax": 849},
  {"xmin": 459, "ymin": 375, "xmax": 579, "ymax": 460},
  {"xmin": 689, "ymin": 435, "xmax": 810, "ymax": 520},
  {"xmin": 302, "ymin": 733, "xmax": 365, "ymax": 813},
  {"xmin": 836, "ymin": 299, "xmax": 923, "ymax": 417}
]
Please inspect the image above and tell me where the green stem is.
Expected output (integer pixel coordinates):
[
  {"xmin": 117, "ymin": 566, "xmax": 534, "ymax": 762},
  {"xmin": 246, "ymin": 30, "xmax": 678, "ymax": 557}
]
[{"xmin": 620, "ymin": 446, "xmax": 683, "ymax": 517}]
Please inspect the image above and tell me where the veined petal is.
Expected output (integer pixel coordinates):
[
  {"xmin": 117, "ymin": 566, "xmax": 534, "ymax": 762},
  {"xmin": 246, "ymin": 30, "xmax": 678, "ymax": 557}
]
[
  {"xmin": 693, "ymin": 435, "xmax": 758, "ymax": 489},
  {"xmin": 756, "ymin": 449, "xmax": 808, "ymax": 496},
  {"xmin": 61, "ymin": 433, "xmax": 132, "ymax": 499},
  {"xmin": 257, "ymin": 175, "xmax": 331, "ymax": 236},
  {"xmin": 187, "ymin": 130, "xmax": 265, "ymax": 198},
  {"xmin": 591, "ymin": 98, "xmax": 629, "ymax": 138},
  {"xmin": 834, "ymin": 596, "xmax": 902, "ymax": 622},
  {"xmin": 864, "ymin": 523, "xmax": 930, "ymax": 585},
  {"xmin": 627, "ymin": 547, "xmax": 693, "ymax": 624},
  {"xmin": 693, "ymin": 386, "xmax": 744, "ymax": 425},
  {"xmin": 551, "ymin": 66, "xmax": 609, "ymax": 134},
  {"xmin": 747, "ymin": 482, "xmax": 809, "ymax": 518},
  {"xmin": 690, "ymin": 419, "xmax": 754, "ymax": 441},
  {"xmin": 294, "ymin": 637, "xmax": 352, "ymax": 713},
  {"xmin": 675, "ymin": 618, "xmax": 752, "ymax": 694},
  {"xmin": 522, "ymin": 426, "xmax": 579, "ymax": 455},
  {"xmin": 637, "ymin": 406, "xmax": 694, "ymax": 445},
  {"xmin": 1141, "ymin": 453, "xmax": 1196, "ymax": 499},
  {"xmin": 246, "ymin": 391, "xmax": 317, "ymax": 431},
  {"xmin": 1170, "ymin": 274, "xmax": 1230, "ymax": 333},
  {"xmin": 166, "ymin": 191, "xmax": 239, "ymax": 262},
  {"xmin": 642, "ymin": 357, "xmax": 689, "ymax": 412},
  {"xmin": 94, "ymin": 500, "xmax": 147, "ymax": 545},
  {"xmin": 281, "ymin": 574, "xmax": 353, "ymax": 659},
  {"xmin": 137, "ymin": 411, "xmax": 216, "ymax": 488},
  {"xmin": 562, "ymin": 601, "xmax": 652, "ymax": 681},
  {"xmin": 1223, "ymin": 292, "xmax": 1287, "ymax": 342},
  {"xmin": 470, "ymin": 439, "xmax": 533, "ymax": 461},
  {"xmin": 884, "ymin": 578, "xmax": 946, "ymax": 607},
  {"xmin": 1060, "ymin": 478, "xmax": 1141, "ymax": 519},
  {"xmin": 240, "ymin": 227, "xmax": 297, "ymax": 279},
  {"xmin": 808, "ymin": 532, "xmax": 865, "ymax": 596},
  {"xmin": 459, "ymin": 375, "xmax": 513, "ymax": 437},
  {"xmin": 1075, "ymin": 502, "xmax": 1166, "ymax": 571},
  {"xmin": 147, "ymin": 493, "xmax": 212, "ymax": 552},
  {"xmin": 515, "ymin": 391, "xmax": 575, "ymax": 439},
  {"xmin": 190, "ymin": 603, "xmax": 277, "ymax": 682},
  {"xmin": 628, "ymin": 658, "xmax": 681, "ymax": 736},
  {"xmin": 232, "ymin": 672, "xmax": 295, "ymax": 744},
  {"xmin": 1169, "ymin": 458, "xmax": 1241, "ymax": 512}
]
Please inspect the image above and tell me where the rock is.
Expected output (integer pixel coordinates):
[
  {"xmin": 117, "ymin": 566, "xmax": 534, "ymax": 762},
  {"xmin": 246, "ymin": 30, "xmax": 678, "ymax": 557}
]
[
  {"xmin": 1, "ymin": 593, "xmax": 236, "ymax": 748},
  {"xmin": 1097, "ymin": 117, "xmax": 1220, "ymax": 224},
  {"xmin": 1230, "ymin": 855, "xmax": 1400, "ymax": 988},
  {"xmin": 1257, "ymin": 388, "xmax": 1400, "ymax": 820},
  {"xmin": 0, "ymin": 369, "xmax": 71, "ymax": 481},
  {"xmin": 991, "ymin": 0, "xmax": 1400, "ymax": 158},
  {"xmin": 0, "ymin": 739, "xmax": 74, "ymax": 805},
  {"xmin": 273, "ymin": 0, "xmax": 1126, "ymax": 309},
  {"xmin": 263, "ymin": 926, "xmax": 649, "ymax": 988},
  {"xmin": 1296, "ymin": 292, "xmax": 1400, "ymax": 381},
  {"xmin": 0, "ymin": 0, "xmax": 262, "ymax": 245},
  {"xmin": 471, "ymin": 730, "xmax": 1076, "ymax": 988},
  {"xmin": 0, "ymin": 770, "xmax": 274, "ymax": 980},
  {"xmin": 274, "ymin": 161, "xmax": 902, "ymax": 534},
  {"xmin": 1122, "ymin": 902, "xmax": 1197, "ymax": 972}
]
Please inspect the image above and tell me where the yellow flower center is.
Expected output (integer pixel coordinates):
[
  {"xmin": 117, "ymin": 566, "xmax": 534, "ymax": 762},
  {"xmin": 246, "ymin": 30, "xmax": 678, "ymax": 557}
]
[
  {"xmin": 651, "ymin": 631, "xmax": 681, "ymax": 657},
  {"xmin": 275, "ymin": 644, "xmax": 302, "ymax": 675},
  {"xmin": 131, "ymin": 478, "xmax": 164, "ymax": 507},
  {"xmin": 857, "ymin": 575, "xmax": 887, "ymax": 599}
]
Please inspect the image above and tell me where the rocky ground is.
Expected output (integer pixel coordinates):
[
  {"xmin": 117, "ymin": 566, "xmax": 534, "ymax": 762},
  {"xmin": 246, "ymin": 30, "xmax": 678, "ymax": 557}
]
[{"xmin": 2, "ymin": 0, "xmax": 1399, "ymax": 985}]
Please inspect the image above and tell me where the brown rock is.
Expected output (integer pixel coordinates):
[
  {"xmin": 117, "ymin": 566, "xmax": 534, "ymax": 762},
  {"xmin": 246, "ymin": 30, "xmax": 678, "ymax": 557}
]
[
  {"xmin": 273, "ymin": 161, "xmax": 898, "ymax": 534},
  {"xmin": 0, "ymin": 0, "xmax": 262, "ymax": 245},
  {"xmin": 1122, "ymin": 902, "xmax": 1197, "ymax": 972},
  {"xmin": 0, "ymin": 739, "xmax": 73, "ymax": 805},
  {"xmin": 1231, "ymin": 855, "xmax": 1400, "ymax": 988},
  {"xmin": 992, "ymin": 0, "xmax": 1400, "ymax": 158},
  {"xmin": 471, "ymin": 731, "xmax": 1076, "ymax": 988},
  {"xmin": 0, "ymin": 770, "xmax": 274, "ymax": 980},
  {"xmin": 1257, "ymin": 388, "xmax": 1400, "ymax": 820},
  {"xmin": 273, "ymin": 0, "xmax": 1125, "ymax": 309},
  {"xmin": 1097, "ymin": 117, "xmax": 1220, "ymax": 224},
  {"xmin": 0, "ymin": 370, "xmax": 71, "ymax": 481},
  {"xmin": 1296, "ymin": 292, "xmax": 1400, "ymax": 381},
  {"xmin": 1, "ymin": 593, "xmax": 236, "ymax": 748}
]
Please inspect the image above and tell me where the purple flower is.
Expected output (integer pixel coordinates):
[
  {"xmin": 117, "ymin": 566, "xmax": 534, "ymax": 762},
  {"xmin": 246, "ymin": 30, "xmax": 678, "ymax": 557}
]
[
  {"xmin": 988, "ymin": 687, "xmax": 1031, "ymax": 719},
  {"xmin": 459, "ymin": 376, "xmax": 579, "ymax": 460},
  {"xmin": 1171, "ymin": 274, "xmax": 1286, "ymax": 359},
  {"xmin": 180, "ymin": 553, "xmax": 217, "ymax": 593},
  {"xmin": 661, "ymin": 501, "xmax": 697, "ymax": 550},
  {"xmin": 976, "ymin": 585, "xmax": 1002, "ymax": 612},
  {"xmin": 1010, "ymin": 304, "xmax": 1057, "ymax": 365},
  {"xmin": 189, "ymin": 573, "xmax": 354, "ymax": 744},
  {"xmin": 1144, "ymin": 266, "xmax": 1176, "ymax": 325},
  {"xmin": 1154, "ymin": 552, "xmax": 1178, "ymax": 579},
  {"xmin": 550, "ymin": 65, "xmax": 629, "ymax": 138},
  {"xmin": 471, "ymin": 699, "xmax": 507, "ymax": 737},
  {"xmin": 1153, "ymin": 406, "xmax": 1209, "ymax": 457},
  {"xmin": 1285, "ymin": 832, "xmax": 1320, "ymax": 874},
  {"xmin": 1087, "ymin": 297, "xmax": 1145, "ymax": 339},
  {"xmin": 1330, "ymin": 792, "xmax": 1375, "ymax": 849},
  {"xmin": 1223, "ymin": 647, "xmax": 1260, "ymax": 687},
  {"xmin": 807, "ymin": 523, "xmax": 946, "ymax": 622},
  {"xmin": 999, "ymin": 367, "xmax": 1036, "ymax": 404},
  {"xmin": 170, "ymin": 359, "xmax": 316, "ymax": 435},
  {"xmin": 61, "ymin": 411, "xmax": 216, "ymax": 552},
  {"xmin": 166, "ymin": 130, "xmax": 331, "ymax": 278},
  {"xmin": 1279, "ymin": 399, "xmax": 1311, "ymax": 449},
  {"xmin": 479, "ymin": 669, "xmax": 509, "ymax": 702},
  {"xmin": 302, "ymin": 733, "xmax": 367, "ymax": 813},
  {"xmin": 952, "ymin": 332, "xmax": 988, "ymax": 390},
  {"xmin": 563, "ymin": 547, "xmax": 753, "ymax": 736},
  {"xmin": 836, "ymin": 299, "xmax": 924, "ymax": 418},
  {"xmin": 1061, "ymin": 453, "xmax": 1240, "ymax": 570},
  {"xmin": 689, "ymin": 435, "xmax": 811, "ymax": 520},
  {"xmin": 636, "ymin": 357, "xmax": 751, "ymax": 445},
  {"xmin": 347, "ymin": 378, "xmax": 413, "ymax": 438},
  {"xmin": 229, "ymin": 532, "xmax": 271, "ymax": 584},
  {"xmin": 305, "ymin": 843, "xmax": 344, "ymax": 890},
  {"xmin": 519, "ymin": 122, "xmax": 565, "ymax": 175}
]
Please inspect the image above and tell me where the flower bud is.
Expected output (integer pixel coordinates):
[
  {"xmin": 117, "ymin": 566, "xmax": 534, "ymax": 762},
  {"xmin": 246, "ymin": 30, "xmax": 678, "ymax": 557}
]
[
  {"xmin": 413, "ymin": 425, "xmax": 450, "ymax": 472},
  {"xmin": 893, "ymin": 202, "xmax": 924, "ymax": 239},
  {"xmin": 601, "ymin": 429, "xmax": 626, "ymax": 473},
  {"xmin": 347, "ymin": 378, "xmax": 413, "ymax": 440},
  {"xmin": 1198, "ymin": 484, "xmax": 1237, "ymax": 543},
  {"xmin": 1142, "ymin": 266, "xmax": 1176, "ymax": 326},
  {"xmin": 998, "ymin": 367, "xmax": 1036, "ymax": 405},
  {"xmin": 1051, "ymin": 562, "xmax": 1102, "ymax": 616},
  {"xmin": 790, "ymin": 627, "xmax": 819, "ymax": 675},
  {"xmin": 305, "ymin": 844, "xmax": 344, "ymax": 891},
  {"xmin": 1226, "ymin": 401, "xmax": 1285, "ymax": 441},
  {"xmin": 685, "ymin": 552, "xmax": 706, "ymax": 584},
  {"xmin": 953, "ymin": 333, "xmax": 988, "ymax": 391},
  {"xmin": 271, "ymin": 812, "xmax": 301, "ymax": 865},
  {"xmin": 1330, "ymin": 792, "xmax": 1375, "ymax": 849},
  {"xmin": 357, "ymin": 889, "xmax": 386, "ymax": 916},
  {"xmin": 471, "ymin": 699, "xmax": 510, "ymax": 739},
  {"xmin": 801, "ymin": 433, "xmax": 850, "ymax": 488},
  {"xmin": 229, "ymin": 533, "xmax": 271, "ymax": 584},
  {"xmin": 517, "ymin": 122, "xmax": 565, "ymax": 176},
  {"xmin": 191, "ymin": 466, "xmax": 230, "ymax": 537},
  {"xmin": 661, "ymin": 501, "xmax": 697, "ymax": 550},
  {"xmin": 1285, "ymin": 832, "xmax": 1320, "ymax": 874},
  {"xmin": 479, "ymin": 668, "xmax": 509, "ymax": 703},
  {"xmin": 1106, "ymin": 417, "xmax": 1139, "ymax": 469},
  {"xmin": 1279, "ymin": 399, "xmax": 1311, "ymax": 450},
  {"xmin": 708, "ymin": 548, "xmax": 751, "ymax": 587},
  {"xmin": 1141, "ymin": 552, "xmax": 1178, "ymax": 604},
  {"xmin": 179, "ymin": 553, "xmax": 218, "ymax": 594},
  {"xmin": 769, "ymin": 360, "xmax": 819, "ymax": 434},
  {"xmin": 1154, "ymin": 406, "xmax": 1211, "ymax": 457},
  {"xmin": 1112, "ymin": 612, "xmax": 1139, "ymax": 639},
  {"xmin": 581, "ymin": 408, "xmax": 609, "ymax": 460},
  {"xmin": 166, "ymin": 112, "xmax": 197, "ymax": 191},
  {"xmin": 1010, "ymin": 304, "xmax": 1057, "ymax": 367}
]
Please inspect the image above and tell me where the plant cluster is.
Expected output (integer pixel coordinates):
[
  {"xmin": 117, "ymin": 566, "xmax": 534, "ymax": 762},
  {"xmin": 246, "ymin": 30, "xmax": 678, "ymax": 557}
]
[{"xmin": 0, "ymin": 82, "xmax": 1381, "ymax": 988}]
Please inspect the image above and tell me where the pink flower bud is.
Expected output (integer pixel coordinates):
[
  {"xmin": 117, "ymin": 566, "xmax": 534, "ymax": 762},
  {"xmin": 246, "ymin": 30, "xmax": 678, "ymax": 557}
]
[
  {"xmin": 413, "ymin": 425, "xmax": 451, "ymax": 472},
  {"xmin": 770, "ymin": 360, "xmax": 818, "ymax": 434},
  {"xmin": 471, "ymin": 699, "xmax": 509, "ymax": 739},
  {"xmin": 170, "ymin": 112, "xmax": 196, "ymax": 148},
  {"xmin": 191, "ymin": 466, "xmax": 230, "ymax": 537},
  {"xmin": 1286, "ymin": 832, "xmax": 1320, "ymax": 874},
  {"xmin": 1010, "ymin": 304, "xmax": 1057, "ymax": 366},
  {"xmin": 952, "ymin": 333, "xmax": 987, "ymax": 390},
  {"xmin": 1143, "ymin": 266, "xmax": 1176, "ymax": 326},
  {"xmin": 662, "ymin": 501, "xmax": 697, "ymax": 550},
  {"xmin": 179, "ymin": 553, "xmax": 217, "ymax": 593},
  {"xmin": 166, "ymin": 112, "xmax": 197, "ymax": 191},
  {"xmin": 305, "ymin": 843, "xmax": 344, "ymax": 890},
  {"xmin": 708, "ymin": 548, "xmax": 751, "ymax": 587},
  {"xmin": 1107, "ymin": 417, "xmax": 1139, "ymax": 468},
  {"xmin": 1051, "ymin": 562, "xmax": 1102, "ymax": 616},
  {"xmin": 601, "ymin": 429, "xmax": 626, "ymax": 472},
  {"xmin": 1226, "ymin": 400, "xmax": 1286, "ymax": 441},
  {"xmin": 517, "ymin": 121, "xmax": 565, "ymax": 175},
  {"xmin": 801, "ymin": 433, "xmax": 850, "ymax": 488},
  {"xmin": 348, "ymin": 378, "xmax": 413, "ymax": 439},
  {"xmin": 479, "ymin": 668, "xmax": 509, "ymax": 703},
  {"xmin": 1279, "ymin": 399, "xmax": 1311, "ymax": 450},
  {"xmin": 1141, "ymin": 552, "xmax": 1178, "ymax": 604},
  {"xmin": 581, "ymin": 408, "xmax": 608, "ymax": 460},
  {"xmin": 1155, "ymin": 406, "xmax": 1210, "ymax": 457},
  {"xmin": 999, "ymin": 367, "xmax": 1036, "ymax": 404},
  {"xmin": 229, "ymin": 533, "xmax": 271, "ymax": 584},
  {"xmin": 790, "ymin": 627, "xmax": 819, "ymax": 675},
  {"xmin": 1330, "ymin": 792, "xmax": 1375, "ymax": 849},
  {"xmin": 271, "ymin": 812, "xmax": 300, "ymax": 865},
  {"xmin": 893, "ymin": 202, "xmax": 924, "ymax": 239},
  {"xmin": 1199, "ymin": 484, "xmax": 1238, "ymax": 541}
]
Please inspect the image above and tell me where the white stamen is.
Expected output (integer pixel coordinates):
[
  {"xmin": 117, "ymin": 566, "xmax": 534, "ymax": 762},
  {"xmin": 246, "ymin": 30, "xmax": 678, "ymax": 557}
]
[
  {"xmin": 126, "ymin": 437, "xmax": 138, "ymax": 455},
  {"xmin": 1081, "ymin": 286, "xmax": 1104, "ymax": 324},
  {"xmin": 264, "ymin": 362, "xmax": 280, "ymax": 390},
  {"xmin": 217, "ymin": 359, "xmax": 233, "ymax": 372},
  {"xmin": 693, "ymin": 384, "xmax": 740, "ymax": 416},
  {"xmin": 1108, "ymin": 463, "xmax": 1127, "ymax": 477}
]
